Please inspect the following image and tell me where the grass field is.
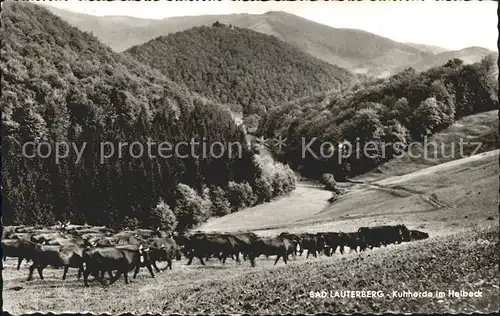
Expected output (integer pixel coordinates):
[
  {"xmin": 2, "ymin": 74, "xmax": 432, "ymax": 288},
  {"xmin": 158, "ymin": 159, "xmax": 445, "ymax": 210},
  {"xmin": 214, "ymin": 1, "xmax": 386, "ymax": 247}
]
[
  {"xmin": 201, "ymin": 150, "xmax": 498, "ymax": 238},
  {"xmin": 2, "ymin": 116, "xmax": 499, "ymax": 313}
]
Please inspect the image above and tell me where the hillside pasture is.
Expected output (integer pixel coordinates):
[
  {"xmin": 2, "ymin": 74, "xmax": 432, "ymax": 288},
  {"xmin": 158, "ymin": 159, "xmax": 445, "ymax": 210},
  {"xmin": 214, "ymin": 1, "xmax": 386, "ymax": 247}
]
[
  {"xmin": 3, "ymin": 226, "xmax": 498, "ymax": 314},
  {"xmin": 2, "ymin": 151, "xmax": 498, "ymax": 314},
  {"xmin": 360, "ymin": 110, "xmax": 498, "ymax": 182},
  {"xmin": 201, "ymin": 150, "xmax": 498, "ymax": 238}
]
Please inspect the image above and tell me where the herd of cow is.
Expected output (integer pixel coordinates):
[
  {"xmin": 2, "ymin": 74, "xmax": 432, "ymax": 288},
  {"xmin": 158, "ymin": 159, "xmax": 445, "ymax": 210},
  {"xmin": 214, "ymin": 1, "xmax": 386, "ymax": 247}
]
[{"xmin": 1, "ymin": 222, "xmax": 429, "ymax": 287}]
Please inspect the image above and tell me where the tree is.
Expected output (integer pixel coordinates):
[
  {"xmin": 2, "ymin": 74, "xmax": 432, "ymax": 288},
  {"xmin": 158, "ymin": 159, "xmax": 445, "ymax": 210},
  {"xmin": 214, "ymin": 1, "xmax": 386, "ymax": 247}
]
[
  {"xmin": 340, "ymin": 108, "xmax": 382, "ymax": 142},
  {"xmin": 252, "ymin": 176, "xmax": 273, "ymax": 203},
  {"xmin": 391, "ymin": 97, "xmax": 412, "ymax": 125},
  {"xmin": 444, "ymin": 58, "xmax": 464, "ymax": 68},
  {"xmin": 173, "ymin": 183, "xmax": 211, "ymax": 232},
  {"xmin": 149, "ymin": 198, "xmax": 177, "ymax": 232},
  {"xmin": 209, "ymin": 186, "xmax": 232, "ymax": 217},
  {"xmin": 243, "ymin": 113, "xmax": 261, "ymax": 133},
  {"xmin": 412, "ymin": 97, "xmax": 449, "ymax": 136},
  {"xmin": 227, "ymin": 181, "xmax": 256, "ymax": 212}
]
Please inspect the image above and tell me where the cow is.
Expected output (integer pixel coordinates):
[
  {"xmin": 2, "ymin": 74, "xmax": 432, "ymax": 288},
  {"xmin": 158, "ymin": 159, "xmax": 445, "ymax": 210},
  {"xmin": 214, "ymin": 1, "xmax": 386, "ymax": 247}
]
[
  {"xmin": 80, "ymin": 232, "xmax": 107, "ymax": 241},
  {"xmin": 340, "ymin": 232, "xmax": 366, "ymax": 253},
  {"xmin": 396, "ymin": 225, "xmax": 411, "ymax": 243},
  {"xmin": 31, "ymin": 232, "xmax": 91, "ymax": 248},
  {"xmin": 358, "ymin": 226, "xmax": 386, "ymax": 248},
  {"xmin": 115, "ymin": 244, "xmax": 155, "ymax": 279},
  {"xmin": 82, "ymin": 245, "xmax": 151, "ymax": 286},
  {"xmin": 357, "ymin": 225, "xmax": 411, "ymax": 249},
  {"xmin": 230, "ymin": 231, "xmax": 260, "ymax": 261},
  {"xmin": 4, "ymin": 232, "xmax": 33, "ymax": 241},
  {"xmin": 145, "ymin": 237, "xmax": 182, "ymax": 271},
  {"xmin": 116, "ymin": 235, "xmax": 144, "ymax": 245},
  {"xmin": 246, "ymin": 236, "xmax": 293, "ymax": 267},
  {"xmin": 26, "ymin": 243, "xmax": 85, "ymax": 281},
  {"xmin": 180, "ymin": 232, "xmax": 240, "ymax": 265},
  {"xmin": 279, "ymin": 232, "xmax": 302, "ymax": 257},
  {"xmin": 294, "ymin": 233, "xmax": 324, "ymax": 258},
  {"xmin": 134, "ymin": 228, "xmax": 163, "ymax": 239},
  {"xmin": 3, "ymin": 226, "xmax": 30, "ymax": 239},
  {"xmin": 67, "ymin": 227, "xmax": 114, "ymax": 236},
  {"xmin": 89, "ymin": 236, "xmax": 121, "ymax": 247},
  {"xmin": 314, "ymin": 232, "xmax": 341, "ymax": 256},
  {"xmin": 410, "ymin": 230, "xmax": 429, "ymax": 241},
  {"xmin": 30, "ymin": 232, "xmax": 66, "ymax": 244},
  {"xmin": 2, "ymin": 239, "xmax": 36, "ymax": 270},
  {"xmin": 112, "ymin": 230, "xmax": 139, "ymax": 239}
]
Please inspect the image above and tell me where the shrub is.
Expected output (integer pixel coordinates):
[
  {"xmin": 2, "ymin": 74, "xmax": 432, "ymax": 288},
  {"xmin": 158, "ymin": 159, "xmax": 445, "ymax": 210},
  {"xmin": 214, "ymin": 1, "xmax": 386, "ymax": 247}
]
[
  {"xmin": 283, "ymin": 165, "xmax": 297, "ymax": 193},
  {"xmin": 252, "ymin": 176, "xmax": 273, "ymax": 203},
  {"xmin": 227, "ymin": 181, "xmax": 256, "ymax": 212},
  {"xmin": 271, "ymin": 172, "xmax": 288, "ymax": 197},
  {"xmin": 254, "ymin": 154, "xmax": 297, "ymax": 197},
  {"xmin": 321, "ymin": 173, "xmax": 338, "ymax": 192}
]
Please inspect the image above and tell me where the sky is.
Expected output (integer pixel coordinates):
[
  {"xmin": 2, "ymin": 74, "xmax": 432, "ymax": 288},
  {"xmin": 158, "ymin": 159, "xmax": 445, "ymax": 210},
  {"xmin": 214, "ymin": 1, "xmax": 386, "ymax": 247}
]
[{"xmin": 40, "ymin": 0, "xmax": 498, "ymax": 51}]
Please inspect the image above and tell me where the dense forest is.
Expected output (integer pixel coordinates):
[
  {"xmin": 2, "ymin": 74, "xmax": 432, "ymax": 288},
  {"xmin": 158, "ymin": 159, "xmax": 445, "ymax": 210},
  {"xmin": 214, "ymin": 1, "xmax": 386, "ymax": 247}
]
[
  {"xmin": 1, "ymin": 3, "xmax": 296, "ymax": 231},
  {"xmin": 126, "ymin": 22, "xmax": 355, "ymax": 121},
  {"xmin": 258, "ymin": 56, "xmax": 499, "ymax": 180}
]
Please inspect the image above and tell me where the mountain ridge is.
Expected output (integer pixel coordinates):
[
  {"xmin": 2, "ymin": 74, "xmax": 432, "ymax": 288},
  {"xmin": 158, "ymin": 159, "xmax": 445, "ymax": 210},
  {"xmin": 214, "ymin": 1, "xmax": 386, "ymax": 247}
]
[{"xmin": 42, "ymin": 5, "xmax": 495, "ymax": 77}]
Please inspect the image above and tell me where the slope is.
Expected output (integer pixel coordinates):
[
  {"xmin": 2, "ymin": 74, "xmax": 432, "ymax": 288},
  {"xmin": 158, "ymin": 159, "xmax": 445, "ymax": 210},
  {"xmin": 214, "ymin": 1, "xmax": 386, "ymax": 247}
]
[
  {"xmin": 396, "ymin": 46, "xmax": 498, "ymax": 73},
  {"xmin": 358, "ymin": 109, "xmax": 499, "ymax": 182},
  {"xmin": 199, "ymin": 149, "xmax": 498, "ymax": 236},
  {"xmin": 125, "ymin": 24, "xmax": 355, "ymax": 114},
  {"xmin": 42, "ymin": 5, "xmax": 254, "ymax": 52},
  {"xmin": 405, "ymin": 42, "xmax": 450, "ymax": 54},
  {"xmin": 246, "ymin": 11, "xmax": 428, "ymax": 77}
]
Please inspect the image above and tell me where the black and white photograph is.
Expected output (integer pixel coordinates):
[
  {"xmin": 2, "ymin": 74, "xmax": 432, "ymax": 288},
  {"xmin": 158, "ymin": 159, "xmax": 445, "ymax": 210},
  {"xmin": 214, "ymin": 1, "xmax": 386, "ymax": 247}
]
[{"xmin": 1, "ymin": 0, "xmax": 499, "ymax": 314}]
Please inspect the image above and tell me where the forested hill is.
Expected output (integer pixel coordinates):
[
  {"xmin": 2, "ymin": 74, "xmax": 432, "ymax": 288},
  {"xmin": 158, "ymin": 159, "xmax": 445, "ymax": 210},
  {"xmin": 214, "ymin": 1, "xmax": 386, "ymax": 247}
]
[
  {"xmin": 125, "ymin": 23, "xmax": 355, "ymax": 116},
  {"xmin": 1, "ymin": 3, "xmax": 296, "ymax": 231},
  {"xmin": 258, "ymin": 56, "xmax": 498, "ymax": 180}
]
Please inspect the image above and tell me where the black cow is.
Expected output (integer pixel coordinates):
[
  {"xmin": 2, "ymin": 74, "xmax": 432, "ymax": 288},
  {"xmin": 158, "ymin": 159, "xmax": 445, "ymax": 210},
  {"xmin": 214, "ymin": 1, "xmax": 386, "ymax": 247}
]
[
  {"xmin": 341, "ymin": 232, "xmax": 366, "ymax": 253},
  {"xmin": 31, "ymin": 232, "xmax": 66, "ymax": 244},
  {"xmin": 3, "ymin": 226, "xmax": 28, "ymax": 237},
  {"xmin": 89, "ymin": 236, "xmax": 121, "ymax": 247},
  {"xmin": 5, "ymin": 232, "xmax": 33, "ymax": 241},
  {"xmin": 82, "ymin": 245, "xmax": 151, "ymax": 286},
  {"xmin": 396, "ymin": 225, "xmax": 411, "ymax": 243},
  {"xmin": 316, "ymin": 232, "xmax": 343, "ymax": 256},
  {"xmin": 145, "ymin": 237, "xmax": 182, "ymax": 271},
  {"xmin": 292, "ymin": 233, "xmax": 323, "ymax": 258},
  {"xmin": 180, "ymin": 233, "xmax": 239, "ymax": 265},
  {"xmin": 279, "ymin": 232, "xmax": 302, "ymax": 257},
  {"xmin": 27, "ymin": 243, "xmax": 85, "ymax": 281},
  {"xmin": 230, "ymin": 232, "xmax": 260, "ymax": 261},
  {"xmin": 115, "ymin": 244, "xmax": 155, "ymax": 279},
  {"xmin": 247, "ymin": 236, "xmax": 293, "ymax": 267},
  {"xmin": 358, "ymin": 225, "xmax": 411, "ymax": 249},
  {"xmin": 358, "ymin": 226, "xmax": 386, "ymax": 248},
  {"xmin": 410, "ymin": 230, "xmax": 429, "ymax": 241},
  {"xmin": 2, "ymin": 239, "xmax": 36, "ymax": 270}
]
